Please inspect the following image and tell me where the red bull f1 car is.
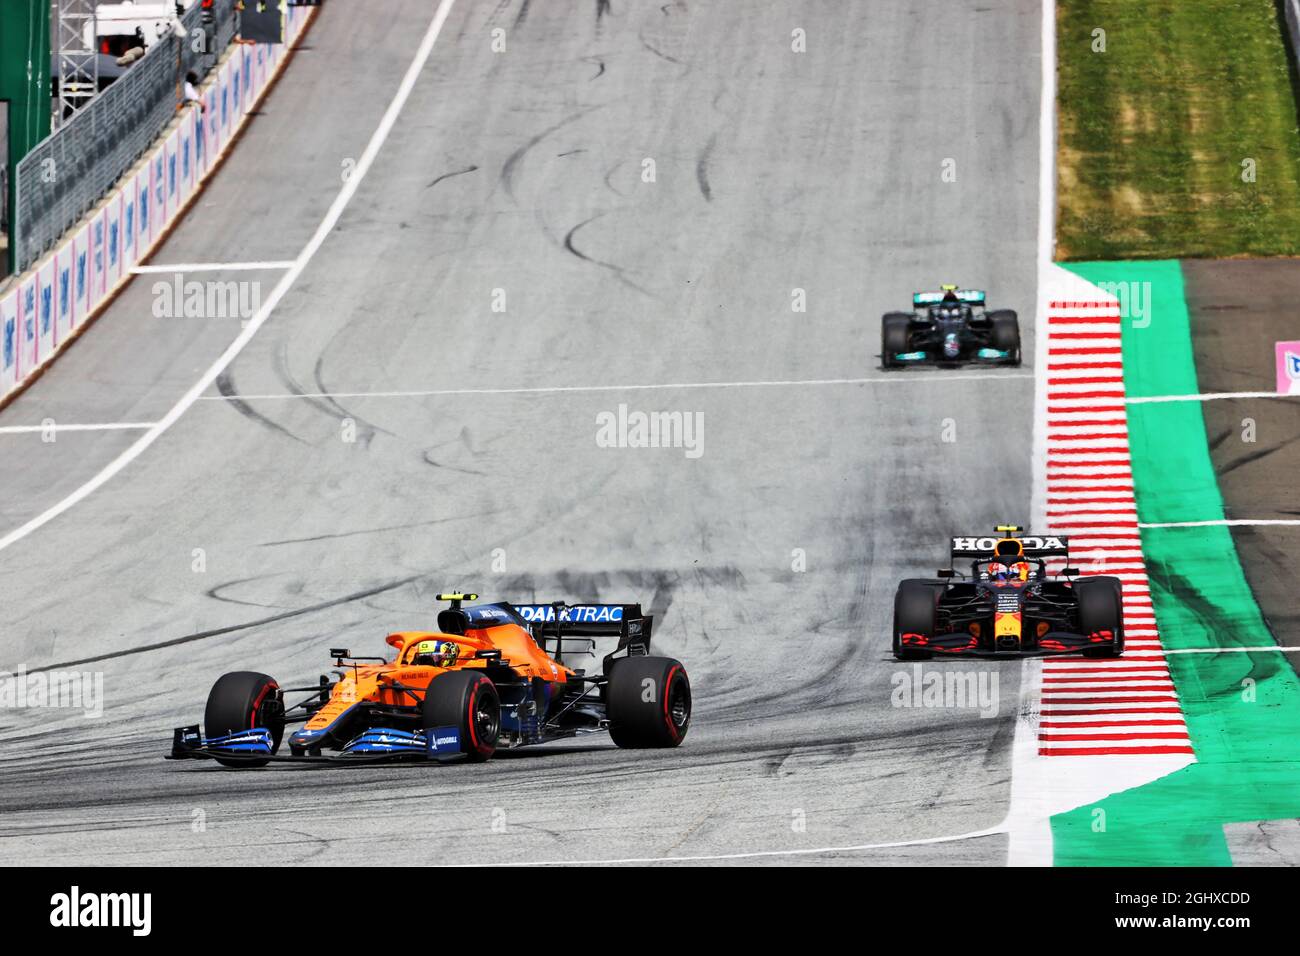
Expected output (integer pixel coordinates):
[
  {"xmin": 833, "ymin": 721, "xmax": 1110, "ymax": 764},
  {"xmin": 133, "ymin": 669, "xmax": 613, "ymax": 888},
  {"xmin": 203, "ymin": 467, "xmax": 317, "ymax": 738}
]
[
  {"xmin": 881, "ymin": 285, "xmax": 1021, "ymax": 368},
  {"xmin": 892, "ymin": 527, "xmax": 1124, "ymax": 659},
  {"xmin": 168, "ymin": 594, "xmax": 691, "ymax": 767}
]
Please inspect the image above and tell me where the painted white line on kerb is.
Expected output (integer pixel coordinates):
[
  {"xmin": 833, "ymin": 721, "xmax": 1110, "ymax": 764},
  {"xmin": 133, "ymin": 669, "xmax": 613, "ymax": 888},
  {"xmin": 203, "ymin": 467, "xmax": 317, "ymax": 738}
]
[
  {"xmin": 0, "ymin": 0, "xmax": 460, "ymax": 556},
  {"xmin": 0, "ymin": 422, "xmax": 158, "ymax": 435},
  {"xmin": 1139, "ymin": 519, "xmax": 1300, "ymax": 529},
  {"xmin": 195, "ymin": 372, "xmax": 1036, "ymax": 402},
  {"xmin": 130, "ymin": 261, "xmax": 296, "ymax": 274},
  {"xmin": 1127, "ymin": 391, "xmax": 1300, "ymax": 404},
  {"xmin": 1164, "ymin": 646, "xmax": 1300, "ymax": 655}
]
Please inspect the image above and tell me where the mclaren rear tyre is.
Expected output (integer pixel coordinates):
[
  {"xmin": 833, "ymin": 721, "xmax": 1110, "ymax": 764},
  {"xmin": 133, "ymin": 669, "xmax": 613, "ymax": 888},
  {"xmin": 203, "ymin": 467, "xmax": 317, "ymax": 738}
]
[
  {"xmin": 893, "ymin": 580, "xmax": 942, "ymax": 660},
  {"xmin": 881, "ymin": 313, "xmax": 913, "ymax": 369},
  {"xmin": 988, "ymin": 309, "xmax": 1021, "ymax": 366},
  {"xmin": 423, "ymin": 670, "xmax": 501, "ymax": 762},
  {"xmin": 204, "ymin": 671, "xmax": 285, "ymax": 768},
  {"xmin": 1077, "ymin": 575, "xmax": 1125, "ymax": 658},
  {"xmin": 605, "ymin": 656, "xmax": 691, "ymax": 748}
]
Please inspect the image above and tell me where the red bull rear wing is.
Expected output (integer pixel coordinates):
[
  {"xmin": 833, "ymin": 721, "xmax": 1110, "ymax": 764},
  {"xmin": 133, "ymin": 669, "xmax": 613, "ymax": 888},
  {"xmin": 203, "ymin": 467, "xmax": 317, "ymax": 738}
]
[{"xmin": 950, "ymin": 533, "xmax": 1071, "ymax": 560}]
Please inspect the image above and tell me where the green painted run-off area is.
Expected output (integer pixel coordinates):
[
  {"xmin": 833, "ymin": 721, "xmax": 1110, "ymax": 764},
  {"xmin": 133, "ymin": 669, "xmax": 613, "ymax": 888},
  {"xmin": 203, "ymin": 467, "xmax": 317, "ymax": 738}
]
[{"xmin": 1050, "ymin": 260, "xmax": 1300, "ymax": 865}]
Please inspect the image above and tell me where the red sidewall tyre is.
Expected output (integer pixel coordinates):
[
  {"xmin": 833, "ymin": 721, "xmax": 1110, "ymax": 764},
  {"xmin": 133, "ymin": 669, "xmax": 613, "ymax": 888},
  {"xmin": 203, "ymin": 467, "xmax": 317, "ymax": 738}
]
[
  {"xmin": 204, "ymin": 671, "xmax": 284, "ymax": 768},
  {"xmin": 423, "ymin": 670, "xmax": 500, "ymax": 762},
  {"xmin": 605, "ymin": 656, "xmax": 691, "ymax": 748}
]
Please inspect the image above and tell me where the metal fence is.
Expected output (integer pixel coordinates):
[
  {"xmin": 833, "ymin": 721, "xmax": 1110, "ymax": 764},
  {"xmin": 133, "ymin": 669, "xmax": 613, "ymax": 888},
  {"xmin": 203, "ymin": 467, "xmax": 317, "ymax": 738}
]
[
  {"xmin": 12, "ymin": 1, "xmax": 238, "ymax": 274},
  {"xmin": 1285, "ymin": 1, "xmax": 1300, "ymax": 73}
]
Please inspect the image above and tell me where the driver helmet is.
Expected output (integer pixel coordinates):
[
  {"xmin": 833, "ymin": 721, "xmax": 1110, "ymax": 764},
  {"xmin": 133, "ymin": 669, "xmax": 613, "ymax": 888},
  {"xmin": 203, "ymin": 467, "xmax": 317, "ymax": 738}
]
[
  {"xmin": 988, "ymin": 561, "xmax": 1031, "ymax": 583},
  {"xmin": 413, "ymin": 639, "xmax": 460, "ymax": 667}
]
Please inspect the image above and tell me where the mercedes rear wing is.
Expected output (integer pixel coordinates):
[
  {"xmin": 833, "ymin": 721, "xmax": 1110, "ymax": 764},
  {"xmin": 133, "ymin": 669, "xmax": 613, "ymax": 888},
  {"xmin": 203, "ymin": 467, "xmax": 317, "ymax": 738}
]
[
  {"xmin": 914, "ymin": 288, "xmax": 985, "ymax": 306},
  {"xmin": 510, "ymin": 602, "xmax": 653, "ymax": 673}
]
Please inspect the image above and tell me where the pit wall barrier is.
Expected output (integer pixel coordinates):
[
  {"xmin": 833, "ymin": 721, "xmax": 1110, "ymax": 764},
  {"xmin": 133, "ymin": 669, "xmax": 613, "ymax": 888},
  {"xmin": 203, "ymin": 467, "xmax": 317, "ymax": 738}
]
[{"xmin": 0, "ymin": 5, "xmax": 314, "ymax": 405}]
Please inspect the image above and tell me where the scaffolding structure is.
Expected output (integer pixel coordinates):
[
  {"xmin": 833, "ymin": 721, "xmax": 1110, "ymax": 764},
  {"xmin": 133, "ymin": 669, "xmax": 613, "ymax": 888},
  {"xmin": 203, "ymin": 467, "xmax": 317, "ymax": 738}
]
[{"xmin": 53, "ymin": 0, "xmax": 99, "ymax": 128}]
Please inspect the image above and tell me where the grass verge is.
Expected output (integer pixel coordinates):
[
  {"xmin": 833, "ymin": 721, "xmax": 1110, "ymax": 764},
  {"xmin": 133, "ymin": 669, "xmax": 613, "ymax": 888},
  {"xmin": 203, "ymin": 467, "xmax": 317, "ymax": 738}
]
[{"xmin": 1057, "ymin": 0, "xmax": 1300, "ymax": 259}]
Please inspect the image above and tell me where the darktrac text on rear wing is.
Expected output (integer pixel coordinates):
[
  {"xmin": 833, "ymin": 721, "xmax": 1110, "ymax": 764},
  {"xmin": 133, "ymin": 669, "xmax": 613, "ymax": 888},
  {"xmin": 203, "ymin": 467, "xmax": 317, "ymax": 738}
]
[{"xmin": 510, "ymin": 602, "xmax": 653, "ymax": 671}]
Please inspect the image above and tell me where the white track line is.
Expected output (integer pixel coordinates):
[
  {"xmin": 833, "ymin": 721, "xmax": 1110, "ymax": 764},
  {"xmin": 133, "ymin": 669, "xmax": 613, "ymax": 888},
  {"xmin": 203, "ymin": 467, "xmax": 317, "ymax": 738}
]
[
  {"xmin": 1128, "ymin": 391, "xmax": 1300, "ymax": 404},
  {"xmin": 1139, "ymin": 519, "xmax": 1300, "ymax": 529},
  {"xmin": 469, "ymin": 822, "xmax": 1008, "ymax": 867},
  {"xmin": 0, "ymin": 0, "xmax": 459, "ymax": 556},
  {"xmin": 1028, "ymin": 0, "xmax": 1056, "ymax": 547},
  {"xmin": 193, "ymin": 373, "xmax": 1035, "ymax": 402},
  {"xmin": 129, "ymin": 261, "xmax": 296, "ymax": 274},
  {"xmin": 1005, "ymin": 0, "xmax": 1059, "ymax": 868},
  {"xmin": 0, "ymin": 422, "xmax": 158, "ymax": 435}
]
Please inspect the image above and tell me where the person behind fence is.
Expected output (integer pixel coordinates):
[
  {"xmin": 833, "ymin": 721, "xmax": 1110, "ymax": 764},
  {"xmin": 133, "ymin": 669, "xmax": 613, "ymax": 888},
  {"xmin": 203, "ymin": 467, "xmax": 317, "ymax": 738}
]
[{"xmin": 182, "ymin": 71, "xmax": 206, "ymax": 113}]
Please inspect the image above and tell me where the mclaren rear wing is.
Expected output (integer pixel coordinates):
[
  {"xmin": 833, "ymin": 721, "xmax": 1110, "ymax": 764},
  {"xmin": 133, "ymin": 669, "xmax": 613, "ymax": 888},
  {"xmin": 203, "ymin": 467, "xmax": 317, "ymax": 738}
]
[{"xmin": 510, "ymin": 602, "xmax": 653, "ymax": 673}]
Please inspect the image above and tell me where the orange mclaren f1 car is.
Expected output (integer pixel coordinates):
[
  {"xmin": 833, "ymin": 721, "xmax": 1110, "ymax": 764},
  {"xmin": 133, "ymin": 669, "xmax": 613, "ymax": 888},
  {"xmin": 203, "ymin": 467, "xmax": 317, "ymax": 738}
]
[{"xmin": 168, "ymin": 594, "xmax": 691, "ymax": 766}]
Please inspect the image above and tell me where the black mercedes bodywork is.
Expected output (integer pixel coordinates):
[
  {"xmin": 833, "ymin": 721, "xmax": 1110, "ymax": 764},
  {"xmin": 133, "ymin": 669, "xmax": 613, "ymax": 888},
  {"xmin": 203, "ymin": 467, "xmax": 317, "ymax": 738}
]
[{"xmin": 881, "ymin": 287, "xmax": 1022, "ymax": 367}]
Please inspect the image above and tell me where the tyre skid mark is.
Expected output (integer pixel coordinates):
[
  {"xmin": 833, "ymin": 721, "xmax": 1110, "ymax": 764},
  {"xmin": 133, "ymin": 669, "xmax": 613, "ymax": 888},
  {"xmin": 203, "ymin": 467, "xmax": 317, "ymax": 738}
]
[{"xmin": 216, "ymin": 369, "xmax": 309, "ymax": 445}]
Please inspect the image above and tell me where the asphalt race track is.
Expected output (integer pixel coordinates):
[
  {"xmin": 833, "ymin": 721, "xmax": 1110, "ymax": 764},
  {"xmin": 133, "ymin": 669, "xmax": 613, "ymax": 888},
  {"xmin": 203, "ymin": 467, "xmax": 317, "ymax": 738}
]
[{"xmin": 0, "ymin": 0, "xmax": 1042, "ymax": 865}]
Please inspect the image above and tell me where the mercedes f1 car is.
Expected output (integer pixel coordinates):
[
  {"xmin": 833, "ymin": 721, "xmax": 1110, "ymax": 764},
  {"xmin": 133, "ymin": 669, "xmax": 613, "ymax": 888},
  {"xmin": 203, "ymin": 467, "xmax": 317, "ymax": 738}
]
[
  {"xmin": 881, "ymin": 285, "xmax": 1021, "ymax": 367},
  {"xmin": 892, "ymin": 527, "xmax": 1124, "ymax": 659},
  {"xmin": 168, "ymin": 594, "xmax": 691, "ymax": 766}
]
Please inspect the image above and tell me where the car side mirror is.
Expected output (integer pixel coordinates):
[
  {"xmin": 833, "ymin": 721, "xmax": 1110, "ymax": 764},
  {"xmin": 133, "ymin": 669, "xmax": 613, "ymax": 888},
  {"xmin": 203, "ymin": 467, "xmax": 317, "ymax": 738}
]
[
  {"xmin": 1060, "ymin": 567, "xmax": 1079, "ymax": 577},
  {"xmin": 936, "ymin": 568, "xmax": 955, "ymax": 579}
]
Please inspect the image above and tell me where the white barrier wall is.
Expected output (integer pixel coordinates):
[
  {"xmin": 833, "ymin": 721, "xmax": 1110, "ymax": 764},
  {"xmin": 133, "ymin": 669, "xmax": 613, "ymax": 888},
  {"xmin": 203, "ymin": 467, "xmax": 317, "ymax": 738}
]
[{"xmin": 0, "ymin": 5, "xmax": 312, "ymax": 404}]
